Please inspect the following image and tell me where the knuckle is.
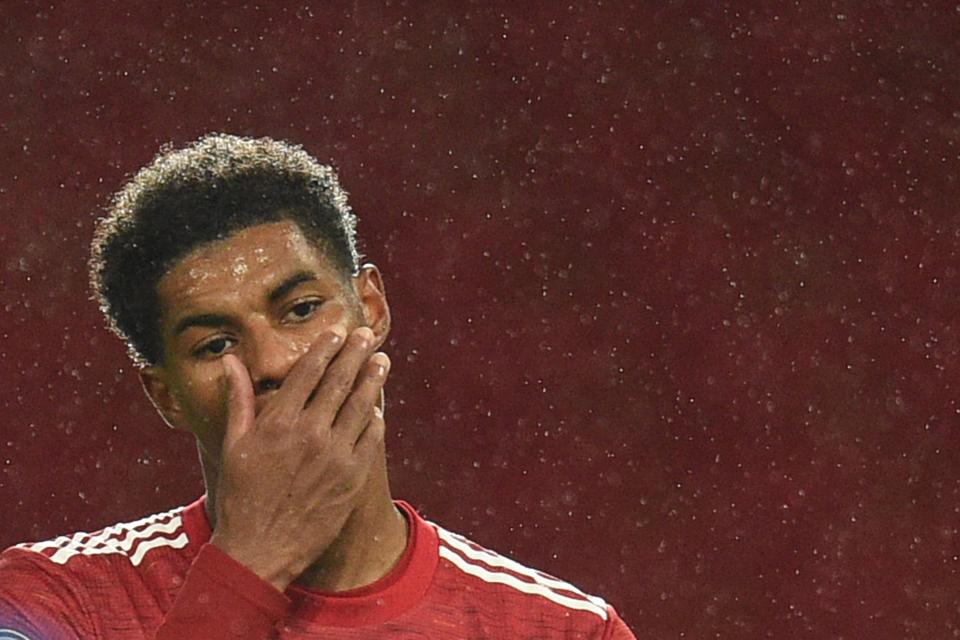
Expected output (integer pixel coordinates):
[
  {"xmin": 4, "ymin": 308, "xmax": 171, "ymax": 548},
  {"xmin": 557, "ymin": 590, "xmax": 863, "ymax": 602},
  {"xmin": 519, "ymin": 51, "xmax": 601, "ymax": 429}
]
[
  {"xmin": 358, "ymin": 418, "xmax": 385, "ymax": 451},
  {"xmin": 257, "ymin": 405, "xmax": 286, "ymax": 427},
  {"xmin": 337, "ymin": 400, "xmax": 362, "ymax": 425},
  {"xmin": 334, "ymin": 366, "xmax": 356, "ymax": 388},
  {"xmin": 312, "ymin": 427, "xmax": 333, "ymax": 449}
]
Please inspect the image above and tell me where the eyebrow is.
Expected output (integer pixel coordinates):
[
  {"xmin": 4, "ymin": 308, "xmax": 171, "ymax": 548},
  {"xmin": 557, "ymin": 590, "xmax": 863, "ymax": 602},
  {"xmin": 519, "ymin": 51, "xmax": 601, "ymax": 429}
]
[
  {"xmin": 173, "ymin": 271, "xmax": 318, "ymax": 336},
  {"xmin": 268, "ymin": 270, "xmax": 318, "ymax": 303},
  {"xmin": 174, "ymin": 312, "xmax": 232, "ymax": 336}
]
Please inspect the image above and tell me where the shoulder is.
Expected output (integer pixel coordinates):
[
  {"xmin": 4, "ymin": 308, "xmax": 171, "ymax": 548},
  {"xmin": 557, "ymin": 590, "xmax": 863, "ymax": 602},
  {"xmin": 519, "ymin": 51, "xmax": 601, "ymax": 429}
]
[
  {"xmin": 1, "ymin": 502, "xmax": 193, "ymax": 598},
  {"xmin": 426, "ymin": 518, "xmax": 615, "ymax": 628},
  {"xmin": 0, "ymin": 504, "xmax": 196, "ymax": 637},
  {"xmin": 7, "ymin": 504, "xmax": 189, "ymax": 571}
]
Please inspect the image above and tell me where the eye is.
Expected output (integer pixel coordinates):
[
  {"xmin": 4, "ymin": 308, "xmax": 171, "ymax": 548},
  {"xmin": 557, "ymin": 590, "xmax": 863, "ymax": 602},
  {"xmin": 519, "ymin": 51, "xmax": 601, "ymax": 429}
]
[
  {"xmin": 284, "ymin": 299, "xmax": 323, "ymax": 323},
  {"xmin": 193, "ymin": 336, "xmax": 236, "ymax": 358}
]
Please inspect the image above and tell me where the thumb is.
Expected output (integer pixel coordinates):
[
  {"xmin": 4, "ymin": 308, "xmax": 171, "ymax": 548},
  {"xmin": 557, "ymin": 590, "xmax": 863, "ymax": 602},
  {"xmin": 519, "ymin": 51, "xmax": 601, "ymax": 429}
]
[{"xmin": 221, "ymin": 354, "xmax": 255, "ymax": 451}]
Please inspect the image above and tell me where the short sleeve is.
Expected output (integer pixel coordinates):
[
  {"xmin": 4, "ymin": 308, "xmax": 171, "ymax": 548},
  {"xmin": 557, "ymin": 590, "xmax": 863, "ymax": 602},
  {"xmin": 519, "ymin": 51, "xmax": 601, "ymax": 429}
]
[{"xmin": 0, "ymin": 548, "xmax": 95, "ymax": 640}]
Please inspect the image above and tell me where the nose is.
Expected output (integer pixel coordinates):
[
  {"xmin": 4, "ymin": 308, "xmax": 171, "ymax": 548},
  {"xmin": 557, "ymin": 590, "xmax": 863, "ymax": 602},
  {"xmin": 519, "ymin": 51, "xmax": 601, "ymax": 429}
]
[{"xmin": 242, "ymin": 325, "xmax": 305, "ymax": 396}]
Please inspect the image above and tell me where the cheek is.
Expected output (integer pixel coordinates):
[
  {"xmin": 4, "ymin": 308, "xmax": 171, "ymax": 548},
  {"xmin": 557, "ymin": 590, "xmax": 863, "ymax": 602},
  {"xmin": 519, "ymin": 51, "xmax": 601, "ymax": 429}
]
[
  {"xmin": 300, "ymin": 301, "xmax": 359, "ymax": 341},
  {"xmin": 321, "ymin": 300, "xmax": 356, "ymax": 325},
  {"xmin": 176, "ymin": 369, "xmax": 228, "ymax": 429}
]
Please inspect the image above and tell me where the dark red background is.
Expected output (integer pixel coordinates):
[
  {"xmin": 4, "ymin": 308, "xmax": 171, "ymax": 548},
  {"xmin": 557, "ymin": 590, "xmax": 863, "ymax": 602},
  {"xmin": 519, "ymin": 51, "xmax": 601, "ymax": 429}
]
[{"xmin": 2, "ymin": 2, "xmax": 960, "ymax": 636}]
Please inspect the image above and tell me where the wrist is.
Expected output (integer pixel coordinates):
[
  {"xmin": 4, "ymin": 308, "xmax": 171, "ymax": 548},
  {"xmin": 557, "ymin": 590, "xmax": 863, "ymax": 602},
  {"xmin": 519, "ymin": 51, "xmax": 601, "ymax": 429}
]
[{"xmin": 209, "ymin": 532, "xmax": 298, "ymax": 593}]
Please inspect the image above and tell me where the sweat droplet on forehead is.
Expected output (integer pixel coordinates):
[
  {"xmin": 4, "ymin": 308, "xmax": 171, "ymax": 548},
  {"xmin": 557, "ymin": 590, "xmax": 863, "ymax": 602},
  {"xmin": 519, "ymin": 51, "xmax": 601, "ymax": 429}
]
[
  {"xmin": 158, "ymin": 221, "xmax": 347, "ymax": 328},
  {"xmin": 285, "ymin": 228, "xmax": 315, "ymax": 256},
  {"xmin": 187, "ymin": 267, "xmax": 212, "ymax": 283},
  {"xmin": 231, "ymin": 257, "xmax": 249, "ymax": 277},
  {"xmin": 179, "ymin": 266, "xmax": 219, "ymax": 298},
  {"xmin": 174, "ymin": 223, "xmax": 314, "ymax": 284}
]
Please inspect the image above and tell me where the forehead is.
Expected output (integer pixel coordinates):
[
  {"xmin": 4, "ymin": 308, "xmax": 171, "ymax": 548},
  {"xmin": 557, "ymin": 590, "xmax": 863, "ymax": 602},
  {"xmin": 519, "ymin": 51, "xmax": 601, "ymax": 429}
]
[{"xmin": 156, "ymin": 220, "xmax": 339, "ymax": 313}]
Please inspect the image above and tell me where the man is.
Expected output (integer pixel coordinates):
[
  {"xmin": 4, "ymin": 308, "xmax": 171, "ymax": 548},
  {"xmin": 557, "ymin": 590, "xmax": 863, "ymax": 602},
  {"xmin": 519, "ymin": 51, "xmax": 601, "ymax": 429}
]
[{"xmin": 0, "ymin": 134, "xmax": 635, "ymax": 639}]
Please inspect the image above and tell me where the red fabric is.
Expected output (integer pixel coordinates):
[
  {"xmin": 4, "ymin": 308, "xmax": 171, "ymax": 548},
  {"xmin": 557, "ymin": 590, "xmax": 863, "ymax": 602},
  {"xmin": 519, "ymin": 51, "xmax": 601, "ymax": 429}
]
[
  {"xmin": 153, "ymin": 544, "xmax": 290, "ymax": 639},
  {"xmin": 0, "ymin": 498, "xmax": 635, "ymax": 639}
]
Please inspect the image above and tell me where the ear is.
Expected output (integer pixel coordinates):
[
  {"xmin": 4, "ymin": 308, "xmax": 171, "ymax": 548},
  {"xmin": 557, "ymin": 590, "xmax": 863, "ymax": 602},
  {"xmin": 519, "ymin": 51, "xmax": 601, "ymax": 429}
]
[
  {"xmin": 139, "ymin": 366, "xmax": 189, "ymax": 431},
  {"xmin": 353, "ymin": 263, "xmax": 391, "ymax": 349}
]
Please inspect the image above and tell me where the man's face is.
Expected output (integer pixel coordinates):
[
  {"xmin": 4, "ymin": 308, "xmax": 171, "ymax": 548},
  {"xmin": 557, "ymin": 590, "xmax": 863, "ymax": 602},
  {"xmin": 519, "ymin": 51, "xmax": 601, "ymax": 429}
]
[{"xmin": 142, "ymin": 220, "xmax": 388, "ymax": 452}]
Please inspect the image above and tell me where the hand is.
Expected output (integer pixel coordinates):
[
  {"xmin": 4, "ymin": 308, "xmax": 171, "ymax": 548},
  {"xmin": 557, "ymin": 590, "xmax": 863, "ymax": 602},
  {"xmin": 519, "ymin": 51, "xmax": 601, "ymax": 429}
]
[{"xmin": 208, "ymin": 326, "xmax": 389, "ymax": 592}]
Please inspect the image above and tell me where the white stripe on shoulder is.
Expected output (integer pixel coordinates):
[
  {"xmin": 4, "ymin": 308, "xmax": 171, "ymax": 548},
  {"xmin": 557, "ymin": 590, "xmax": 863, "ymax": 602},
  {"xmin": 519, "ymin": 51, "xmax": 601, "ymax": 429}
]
[
  {"xmin": 19, "ymin": 507, "xmax": 181, "ymax": 553},
  {"xmin": 129, "ymin": 532, "xmax": 189, "ymax": 566},
  {"xmin": 438, "ymin": 546, "xmax": 609, "ymax": 621},
  {"xmin": 15, "ymin": 506, "xmax": 189, "ymax": 567},
  {"xmin": 46, "ymin": 514, "xmax": 183, "ymax": 565},
  {"xmin": 434, "ymin": 524, "xmax": 608, "ymax": 610}
]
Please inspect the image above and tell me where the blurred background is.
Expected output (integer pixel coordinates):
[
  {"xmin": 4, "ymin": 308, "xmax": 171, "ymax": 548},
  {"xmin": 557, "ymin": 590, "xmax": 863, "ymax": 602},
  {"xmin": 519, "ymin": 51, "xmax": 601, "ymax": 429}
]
[{"xmin": 2, "ymin": 1, "xmax": 959, "ymax": 636}]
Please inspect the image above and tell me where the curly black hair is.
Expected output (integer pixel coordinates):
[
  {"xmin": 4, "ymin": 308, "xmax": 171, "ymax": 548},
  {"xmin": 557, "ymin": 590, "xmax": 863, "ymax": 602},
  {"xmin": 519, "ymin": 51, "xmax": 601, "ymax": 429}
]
[{"xmin": 90, "ymin": 133, "xmax": 362, "ymax": 367}]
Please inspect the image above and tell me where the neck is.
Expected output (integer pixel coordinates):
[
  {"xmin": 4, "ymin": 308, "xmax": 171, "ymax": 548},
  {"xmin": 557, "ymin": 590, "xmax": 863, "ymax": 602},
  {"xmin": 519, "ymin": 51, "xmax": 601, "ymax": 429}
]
[{"xmin": 199, "ymin": 442, "xmax": 408, "ymax": 592}]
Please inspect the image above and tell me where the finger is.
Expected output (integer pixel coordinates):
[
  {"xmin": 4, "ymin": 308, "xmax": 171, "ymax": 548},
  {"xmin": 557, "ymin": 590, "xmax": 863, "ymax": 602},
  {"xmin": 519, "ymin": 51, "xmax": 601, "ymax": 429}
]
[
  {"xmin": 353, "ymin": 403, "xmax": 386, "ymax": 461},
  {"xmin": 332, "ymin": 352, "xmax": 390, "ymax": 445},
  {"xmin": 221, "ymin": 354, "xmax": 255, "ymax": 451},
  {"xmin": 274, "ymin": 329, "xmax": 346, "ymax": 412},
  {"xmin": 302, "ymin": 327, "xmax": 377, "ymax": 423}
]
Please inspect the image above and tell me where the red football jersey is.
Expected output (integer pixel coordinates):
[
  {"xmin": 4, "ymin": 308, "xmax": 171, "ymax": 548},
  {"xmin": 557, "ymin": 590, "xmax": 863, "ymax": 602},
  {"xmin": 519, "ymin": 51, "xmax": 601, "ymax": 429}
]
[{"xmin": 0, "ymin": 498, "xmax": 635, "ymax": 639}]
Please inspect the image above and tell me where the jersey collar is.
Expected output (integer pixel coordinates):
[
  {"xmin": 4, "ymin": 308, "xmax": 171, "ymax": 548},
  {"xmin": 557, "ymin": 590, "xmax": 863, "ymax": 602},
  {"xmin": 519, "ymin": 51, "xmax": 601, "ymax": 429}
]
[{"xmin": 181, "ymin": 496, "xmax": 438, "ymax": 627}]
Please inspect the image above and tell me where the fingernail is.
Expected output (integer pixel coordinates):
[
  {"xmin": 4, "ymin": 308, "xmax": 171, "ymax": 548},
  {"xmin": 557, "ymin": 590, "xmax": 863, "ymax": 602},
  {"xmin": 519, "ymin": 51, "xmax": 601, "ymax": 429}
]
[{"xmin": 371, "ymin": 353, "xmax": 389, "ymax": 377}]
